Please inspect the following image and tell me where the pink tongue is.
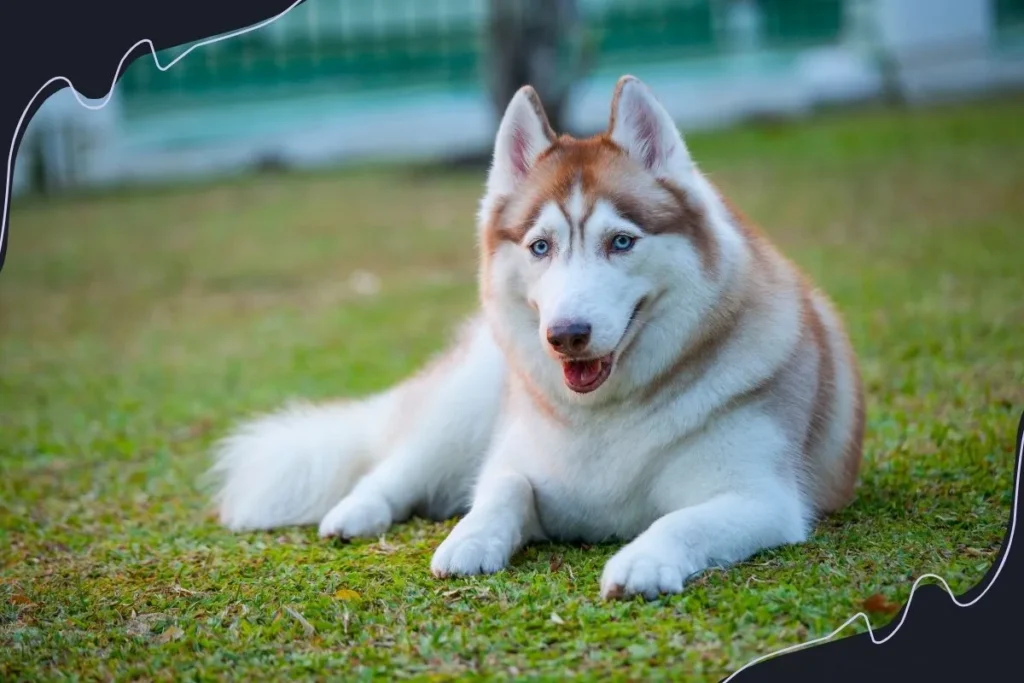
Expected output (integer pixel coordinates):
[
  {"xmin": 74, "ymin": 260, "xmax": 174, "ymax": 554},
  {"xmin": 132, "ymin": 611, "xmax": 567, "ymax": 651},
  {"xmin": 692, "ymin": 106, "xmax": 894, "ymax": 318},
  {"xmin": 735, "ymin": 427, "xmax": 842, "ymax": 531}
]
[{"xmin": 564, "ymin": 359, "xmax": 602, "ymax": 387}]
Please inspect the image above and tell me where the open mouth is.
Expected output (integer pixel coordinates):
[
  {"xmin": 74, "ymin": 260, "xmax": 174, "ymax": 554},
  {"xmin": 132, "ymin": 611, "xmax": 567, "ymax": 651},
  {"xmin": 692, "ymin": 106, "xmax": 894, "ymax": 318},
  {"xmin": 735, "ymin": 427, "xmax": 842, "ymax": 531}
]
[
  {"xmin": 562, "ymin": 354, "xmax": 614, "ymax": 394},
  {"xmin": 559, "ymin": 298, "xmax": 647, "ymax": 395}
]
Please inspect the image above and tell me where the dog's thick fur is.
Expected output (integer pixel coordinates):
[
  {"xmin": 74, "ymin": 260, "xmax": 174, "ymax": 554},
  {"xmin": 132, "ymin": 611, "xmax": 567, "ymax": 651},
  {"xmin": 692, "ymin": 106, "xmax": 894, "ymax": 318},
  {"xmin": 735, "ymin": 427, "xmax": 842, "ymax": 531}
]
[{"xmin": 211, "ymin": 76, "xmax": 864, "ymax": 600}]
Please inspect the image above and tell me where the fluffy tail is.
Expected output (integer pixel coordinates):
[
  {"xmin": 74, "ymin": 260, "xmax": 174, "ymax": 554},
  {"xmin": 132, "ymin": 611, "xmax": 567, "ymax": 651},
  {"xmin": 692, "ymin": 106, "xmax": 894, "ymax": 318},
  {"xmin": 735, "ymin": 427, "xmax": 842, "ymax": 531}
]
[{"xmin": 209, "ymin": 392, "xmax": 397, "ymax": 531}]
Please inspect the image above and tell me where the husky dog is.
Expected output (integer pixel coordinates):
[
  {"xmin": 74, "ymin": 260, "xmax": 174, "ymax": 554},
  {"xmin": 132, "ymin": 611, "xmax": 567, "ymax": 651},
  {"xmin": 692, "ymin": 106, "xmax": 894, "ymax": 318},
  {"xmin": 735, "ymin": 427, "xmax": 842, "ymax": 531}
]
[{"xmin": 211, "ymin": 76, "xmax": 865, "ymax": 601}]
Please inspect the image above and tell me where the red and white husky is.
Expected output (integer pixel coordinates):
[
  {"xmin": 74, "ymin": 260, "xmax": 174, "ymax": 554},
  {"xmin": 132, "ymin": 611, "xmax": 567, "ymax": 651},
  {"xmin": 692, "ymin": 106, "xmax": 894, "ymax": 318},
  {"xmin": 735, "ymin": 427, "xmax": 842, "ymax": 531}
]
[{"xmin": 211, "ymin": 76, "xmax": 865, "ymax": 600}]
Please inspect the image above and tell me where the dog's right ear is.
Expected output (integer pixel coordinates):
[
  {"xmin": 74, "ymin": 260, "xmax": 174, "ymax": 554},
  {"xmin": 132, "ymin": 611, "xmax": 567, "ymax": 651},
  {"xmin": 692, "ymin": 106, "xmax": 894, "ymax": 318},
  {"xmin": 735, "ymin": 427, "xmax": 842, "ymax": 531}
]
[
  {"xmin": 485, "ymin": 86, "xmax": 557, "ymax": 199},
  {"xmin": 608, "ymin": 75, "xmax": 692, "ymax": 180}
]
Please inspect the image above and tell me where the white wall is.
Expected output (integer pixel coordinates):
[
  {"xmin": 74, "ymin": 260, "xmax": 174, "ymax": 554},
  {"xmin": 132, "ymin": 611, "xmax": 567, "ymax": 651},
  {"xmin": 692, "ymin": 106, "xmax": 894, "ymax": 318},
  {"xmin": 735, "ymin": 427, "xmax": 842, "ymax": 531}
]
[
  {"xmin": 874, "ymin": 0, "xmax": 1005, "ymax": 101},
  {"xmin": 11, "ymin": 87, "xmax": 121, "ymax": 194}
]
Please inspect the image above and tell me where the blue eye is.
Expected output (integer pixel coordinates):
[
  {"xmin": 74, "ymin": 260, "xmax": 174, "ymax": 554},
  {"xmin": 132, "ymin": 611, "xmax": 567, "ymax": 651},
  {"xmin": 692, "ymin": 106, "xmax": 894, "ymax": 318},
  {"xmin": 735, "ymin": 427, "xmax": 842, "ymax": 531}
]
[
  {"xmin": 529, "ymin": 239, "xmax": 550, "ymax": 257},
  {"xmin": 610, "ymin": 234, "xmax": 636, "ymax": 252}
]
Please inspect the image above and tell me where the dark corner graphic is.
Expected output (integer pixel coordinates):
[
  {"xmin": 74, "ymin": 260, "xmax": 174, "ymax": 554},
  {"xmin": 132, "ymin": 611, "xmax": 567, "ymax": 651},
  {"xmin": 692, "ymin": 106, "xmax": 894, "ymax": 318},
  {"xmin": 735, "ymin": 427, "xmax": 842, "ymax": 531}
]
[
  {"xmin": 1, "ymin": 0, "xmax": 304, "ymax": 273},
  {"xmin": 727, "ymin": 410, "xmax": 1022, "ymax": 682}
]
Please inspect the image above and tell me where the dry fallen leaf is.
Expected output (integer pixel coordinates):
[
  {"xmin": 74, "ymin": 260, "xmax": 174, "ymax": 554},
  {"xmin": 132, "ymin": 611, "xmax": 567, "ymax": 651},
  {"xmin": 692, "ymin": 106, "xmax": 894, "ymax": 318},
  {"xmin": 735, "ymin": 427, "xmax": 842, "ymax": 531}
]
[
  {"xmin": 550, "ymin": 612, "xmax": 566, "ymax": 625},
  {"xmin": 862, "ymin": 593, "xmax": 900, "ymax": 615},
  {"xmin": 157, "ymin": 625, "xmax": 184, "ymax": 643},
  {"xmin": 549, "ymin": 555, "xmax": 564, "ymax": 572},
  {"xmin": 334, "ymin": 588, "xmax": 361, "ymax": 602}
]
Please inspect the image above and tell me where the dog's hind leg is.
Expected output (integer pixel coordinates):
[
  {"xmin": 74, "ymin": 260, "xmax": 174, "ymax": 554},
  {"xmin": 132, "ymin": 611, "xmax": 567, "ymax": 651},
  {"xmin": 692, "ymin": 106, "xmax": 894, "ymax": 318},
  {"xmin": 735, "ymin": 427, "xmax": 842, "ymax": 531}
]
[
  {"xmin": 211, "ymin": 316, "xmax": 504, "ymax": 535},
  {"xmin": 318, "ymin": 317, "xmax": 506, "ymax": 539}
]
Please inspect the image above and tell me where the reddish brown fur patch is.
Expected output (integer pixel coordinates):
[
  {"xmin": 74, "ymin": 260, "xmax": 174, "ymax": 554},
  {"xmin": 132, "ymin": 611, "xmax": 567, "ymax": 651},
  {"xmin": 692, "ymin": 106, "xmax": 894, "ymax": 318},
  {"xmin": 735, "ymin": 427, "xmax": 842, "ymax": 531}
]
[
  {"xmin": 489, "ymin": 330, "xmax": 568, "ymax": 426},
  {"xmin": 830, "ymin": 334, "xmax": 866, "ymax": 512},
  {"xmin": 484, "ymin": 136, "xmax": 616, "ymax": 249},
  {"xmin": 652, "ymin": 179, "xmax": 714, "ymax": 269},
  {"xmin": 482, "ymin": 134, "xmax": 713, "ymax": 271},
  {"xmin": 843, "ymin": 364, "xmax": 866, "ymax": 499},
  {"xmin": 798, "ymin": 284, "xmax": 837, "ymax": 504},
  {"xmin": 637, "ymin": 184, "xmax": 793, "ymax": 405},
  {"xmin": 702, "ymin": 182, "xmax": 865, "ymax": 514},
  {"xmin": 801, "ymin": 285, "xmax": 866, "ymax": 515},
  {"xmin": 516, "ymin": 370, "xmax": 567, "ymax": 426}
]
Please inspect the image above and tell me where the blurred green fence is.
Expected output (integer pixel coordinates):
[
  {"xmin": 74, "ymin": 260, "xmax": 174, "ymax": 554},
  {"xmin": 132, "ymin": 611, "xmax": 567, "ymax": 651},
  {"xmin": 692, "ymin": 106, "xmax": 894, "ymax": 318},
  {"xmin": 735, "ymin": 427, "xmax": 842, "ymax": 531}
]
[
  {"xmin": 997, "ymin": 0, "xmax": 1024, "ymax": 43},
  {"xmin": 119, "ymin": 0, "xmax": 846, "ymax": 113}
]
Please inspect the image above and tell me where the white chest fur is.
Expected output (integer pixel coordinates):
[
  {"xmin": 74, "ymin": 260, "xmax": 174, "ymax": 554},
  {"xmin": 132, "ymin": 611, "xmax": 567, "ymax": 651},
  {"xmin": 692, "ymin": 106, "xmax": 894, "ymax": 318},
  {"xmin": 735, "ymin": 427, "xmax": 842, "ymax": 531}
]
[
  {"xmin": 488, "ymin": 371, "xmax": 793, "ymax": 545},
  {"xmin": 497, "ymin": 404, "xmax": 684, "ymax": 543}
]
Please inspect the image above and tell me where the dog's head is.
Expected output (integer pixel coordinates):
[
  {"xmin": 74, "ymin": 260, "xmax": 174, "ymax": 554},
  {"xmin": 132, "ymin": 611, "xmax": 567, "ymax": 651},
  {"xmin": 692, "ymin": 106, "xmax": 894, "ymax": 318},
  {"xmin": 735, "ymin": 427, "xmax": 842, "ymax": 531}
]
[{"xmin": 478, "ymin": 76, "xmax": 728, "ymax": 402}]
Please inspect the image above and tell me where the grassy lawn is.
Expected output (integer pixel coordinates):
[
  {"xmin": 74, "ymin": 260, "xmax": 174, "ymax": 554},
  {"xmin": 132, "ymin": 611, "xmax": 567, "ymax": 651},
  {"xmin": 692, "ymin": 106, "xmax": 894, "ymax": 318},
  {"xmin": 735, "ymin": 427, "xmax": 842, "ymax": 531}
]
[{"xmin": 2, "ymin": 96, "xmax": 1022, "ymax": 681}]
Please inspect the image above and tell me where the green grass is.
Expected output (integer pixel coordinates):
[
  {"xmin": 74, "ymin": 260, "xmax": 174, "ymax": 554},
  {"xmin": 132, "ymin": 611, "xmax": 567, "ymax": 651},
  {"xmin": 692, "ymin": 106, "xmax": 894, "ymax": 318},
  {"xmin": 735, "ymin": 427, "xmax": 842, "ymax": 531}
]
[{"xmin": 2, "ymin": 96, "xmax": 1023, "ymax": 681}]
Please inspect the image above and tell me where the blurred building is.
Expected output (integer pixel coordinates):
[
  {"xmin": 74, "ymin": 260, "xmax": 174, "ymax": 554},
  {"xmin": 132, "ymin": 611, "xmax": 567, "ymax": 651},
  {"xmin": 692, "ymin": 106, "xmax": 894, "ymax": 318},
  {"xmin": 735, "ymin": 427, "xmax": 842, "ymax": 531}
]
[{"xmin": 11, "ymin": 0, "xmax": 1024, "ymax": 196}]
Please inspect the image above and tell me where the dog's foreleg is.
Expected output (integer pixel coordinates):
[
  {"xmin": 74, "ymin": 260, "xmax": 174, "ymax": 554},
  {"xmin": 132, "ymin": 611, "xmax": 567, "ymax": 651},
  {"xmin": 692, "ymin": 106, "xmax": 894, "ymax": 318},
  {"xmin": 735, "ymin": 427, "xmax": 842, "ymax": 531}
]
[
  {"xmin": 429, "ymin": 467, "xmax": 545, "ymax": 577},
  {"xmin": 318, "ymin": 317, "xmax": 506, "ymax": 541},
  {"xmin": 317, "ymin": 431, "xmax": 479, "ymax": 540},
  {"xmin": 317, "ymin": 441, "xmax": 431, "ymax": 540},
  {"xmin": 599, "ymin": 484, "xmax": 809, "ymax": 600},
  {"xmin": 600, "ymin": 408, "xmax": 815, "ymax": 601}
]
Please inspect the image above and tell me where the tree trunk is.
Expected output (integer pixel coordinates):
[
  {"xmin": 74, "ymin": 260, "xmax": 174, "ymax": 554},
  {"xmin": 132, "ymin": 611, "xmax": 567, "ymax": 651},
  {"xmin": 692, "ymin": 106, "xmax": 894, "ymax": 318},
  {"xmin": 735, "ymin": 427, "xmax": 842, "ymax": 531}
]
[{"xmin": 484, "ymin": 0, "xmax": 590, "ymax": 136}]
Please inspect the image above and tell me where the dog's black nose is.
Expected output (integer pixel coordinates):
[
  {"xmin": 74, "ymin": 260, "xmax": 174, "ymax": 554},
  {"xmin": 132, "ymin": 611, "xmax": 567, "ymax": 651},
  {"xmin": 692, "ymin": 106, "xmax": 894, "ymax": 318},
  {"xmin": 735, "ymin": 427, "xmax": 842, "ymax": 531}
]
[{"xmin": 547, "ymin": 322, "xmax": 592, "ymax": 354}]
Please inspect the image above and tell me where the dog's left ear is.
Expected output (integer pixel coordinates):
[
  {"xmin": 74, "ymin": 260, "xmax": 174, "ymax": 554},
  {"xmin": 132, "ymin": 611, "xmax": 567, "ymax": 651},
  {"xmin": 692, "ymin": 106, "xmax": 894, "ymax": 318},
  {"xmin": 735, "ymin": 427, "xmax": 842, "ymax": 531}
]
[{"xmin": 608, "ymin": 75, "xmax": 693, "ymax": 179}]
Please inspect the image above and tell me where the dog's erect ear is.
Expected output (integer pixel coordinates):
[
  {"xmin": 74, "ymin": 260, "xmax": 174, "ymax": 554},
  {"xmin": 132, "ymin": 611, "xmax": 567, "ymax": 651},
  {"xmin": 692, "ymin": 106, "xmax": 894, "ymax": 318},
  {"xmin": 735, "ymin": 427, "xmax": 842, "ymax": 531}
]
[
  {"xmin": 486, "ymin": 86, "xmax": 557, "ymax": 199},
  {"xmin": 608, "ymin": 75, "xmax": 692, "ymax": 178}
]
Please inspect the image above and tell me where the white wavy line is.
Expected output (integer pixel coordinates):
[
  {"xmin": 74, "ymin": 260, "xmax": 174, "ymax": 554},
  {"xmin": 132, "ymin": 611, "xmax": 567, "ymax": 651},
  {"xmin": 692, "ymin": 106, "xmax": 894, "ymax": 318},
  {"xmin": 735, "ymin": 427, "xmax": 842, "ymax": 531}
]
[
  {"xmin": 1, "ymin": 3, "xmax": 1018, "ymax": 679},
  {"xmin": 723, "ymin": 423, "xmax": 1021, "ymax": 682},
  {"xmin": 1, "ymin": 0, "xmax": 307, "ymax": 259}
]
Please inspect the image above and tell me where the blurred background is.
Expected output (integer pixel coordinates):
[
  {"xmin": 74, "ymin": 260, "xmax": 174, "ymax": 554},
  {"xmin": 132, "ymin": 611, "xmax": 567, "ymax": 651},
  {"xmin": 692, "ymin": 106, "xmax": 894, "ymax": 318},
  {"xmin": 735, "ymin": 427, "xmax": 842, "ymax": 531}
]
[
  {"xmin": 12, "ymin": 0, "xmax": 1024, "ymax": 194},
  {"xmin": 3, "ymin": 3, "xmax": 1024, "ymax": 677}
]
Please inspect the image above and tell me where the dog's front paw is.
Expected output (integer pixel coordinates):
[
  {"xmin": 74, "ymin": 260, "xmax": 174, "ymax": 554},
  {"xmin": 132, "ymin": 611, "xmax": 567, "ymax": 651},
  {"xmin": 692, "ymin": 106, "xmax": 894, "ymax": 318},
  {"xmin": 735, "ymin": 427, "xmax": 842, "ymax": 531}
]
[
  {"xmin": 430, "ymin": 521, "xmax": 515, "ymax": 578},
  {"xmin": 600, "ymin": 541, "xmax": 695, "ymax": 601},
  {"xmin": 318, "ymin": 493, "xmax": 392, "ymax": 540}
]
